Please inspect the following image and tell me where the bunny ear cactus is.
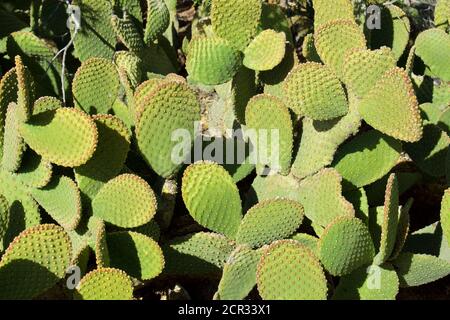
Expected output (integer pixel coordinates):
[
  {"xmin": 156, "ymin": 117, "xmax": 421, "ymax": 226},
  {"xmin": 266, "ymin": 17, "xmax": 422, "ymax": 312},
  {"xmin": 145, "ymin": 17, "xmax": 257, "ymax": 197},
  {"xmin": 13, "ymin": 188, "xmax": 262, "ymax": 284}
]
[
  {"xmin": 256, "ymin": 240, "xmax": 328, "ymax": 300},
  {"xmin": 182, "ymin": 162, "xmax": 242, "ymax": 238},
  {"xmin": 243, "ymin": 30, "xmax": 286, "ymax": 71},
  {"xmin": 72, "ymin": 58, "xmax": 120, "ymax": 114},
  {"xmin": 312, "ymin": 0, "xmax": 355, "ymax": 30},
  {"xmin": 19, "ymin": 108, "xmax": 98, "ymax": 167},
  {"xmin": 144, "ymin": 0, "xmax": 170, "ymax": 44},
  {"xmin": 0, "ymin": 224, "xmax": 71, "ymax": 299},
  {"xmin": 74, "ymin": 268, "xmax": 134, "ymax": 300},
  {"xmin": 136, "ymin": 81, "xmax": 201, "ymax": 178}
]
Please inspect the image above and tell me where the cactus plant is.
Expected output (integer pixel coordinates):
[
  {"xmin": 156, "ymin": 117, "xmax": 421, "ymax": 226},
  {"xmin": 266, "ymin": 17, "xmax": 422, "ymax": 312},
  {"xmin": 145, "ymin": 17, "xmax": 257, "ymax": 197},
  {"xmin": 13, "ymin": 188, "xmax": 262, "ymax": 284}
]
[{"xmin": 0, "ymin": 0, "xmax": 449, "ymax": 301}]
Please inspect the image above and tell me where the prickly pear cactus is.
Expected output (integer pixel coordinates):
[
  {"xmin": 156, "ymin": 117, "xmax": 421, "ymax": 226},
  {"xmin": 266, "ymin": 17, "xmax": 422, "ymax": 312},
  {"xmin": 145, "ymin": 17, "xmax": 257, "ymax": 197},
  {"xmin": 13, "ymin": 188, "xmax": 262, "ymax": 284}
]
[{"xmin": 0, "ymin": 0, "xmax": 449, "ymax": 301}]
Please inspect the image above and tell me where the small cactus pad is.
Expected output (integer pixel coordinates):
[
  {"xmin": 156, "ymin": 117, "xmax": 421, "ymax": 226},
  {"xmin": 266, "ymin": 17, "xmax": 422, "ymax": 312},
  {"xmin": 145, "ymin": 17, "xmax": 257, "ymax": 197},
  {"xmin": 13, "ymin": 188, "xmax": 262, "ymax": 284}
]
[
  {"xmin": 2, "ymin": 102, "xmax": 26, "ymax": 172},
  {"xmin": 414, "ymin": 28, "xmax": 450, "ymax": 82},
  {"xmin": 291, "ymin": 233, "xmax": 320, "ymax": 256},
  {"xmin": 441, "ymin": 190, "xmax": 450, "ymax": 247},
  {"xmin": 186, "ymin": 36, "xmax": 242, "ymax": 85},
  {"xmin": 74, "ymin": 268, "xmax": 134, "ymax": 300},
  {"xmin": 211, "ymin": 0, "xmax": 262, "ymax": 51},
  {"xmin": 333, "ymin": 130, "xmax": 402, "ymax": 189},
  {"xmin": 15, "ymin": 55, "xmax": 35, "ymax": 122},
  {"xmin": 20, "ymin": 108, "xmax": 98, "ymax": 167},
  {"xmin": 374, "ymin": 174, "xmax": 399, "ymax": 265},
  {"xmin": 298, "ymin": 168, "xmax": 355, "ymax": 227},
  {"xmin": 291, "ymin": 96, "xmax": 361, "ymax": 179},
  {"xmin": 217, "ymin": 246, "xmax": 261, "ymax": 300},
  {"xmin": 111, "ymin": 14, "xmax": 144, "ymax": 53},
  {"xmin": 319, "ymin": 216, "xmax": 375, "ymax": 276},
  {"xmin": 245, "ymin": 94, "xmax": 293, "ymax": 175},
  {"xmin": 182, "ymin": 162, "xmax": 242, "ymax": 238},
  {"xmin": 333, "ymin": 264, "xmax": 399, "ymax": 300},
  {"xmin": 243, "ymin": 30, "xmax": 286, "ymax": 71},
  {"xmin": 236, "ymin": 199, "xmax": 304, "ymax": 248},
  {"xmin": 256, "ymin": 240, "xmax": 328, "ymax": 300},
  {"xmin": 342, "ymin": 47, "xmax": 397, "ymax": 98},
  {"xmin": 107, "ymin": 231, "xmax": 164, "ymax": 280},
  {"xmin": 92, "ymin": 174, "xmax": 157, "ymax": 228},
  {"xmin": 314, "ymin": 19, "xmax": 366, "ymax": 78},
  {"xmin": 32, "ymin": 96, "xmax": 62, "ymax": 116},
  {"xmin": 163, "ymin": 232, "xmax": 235, "ymax": 276},
  {"xmin": 0, "ymin": 224, "xmax": 71, "ymax": 299},
  {"xmin": 31, "ymin": 176, "xmax": 82, "ymax": 231},
  {"xmin": 0, "ymin": 68, "xmax": 18, "ymax": 162},
  {"xmin": 136, "ymin": 81, "xmax": 201, "ymax": 178},
  {"xmin": 144, "ymin": 0, "xmax": 170, "ymax": 44},
  {"xmin": 284, "ymin": 62, "xmax": 348, "ymax": 120},
  {"xmin": 393, "ymin": 253, "xmax": 450, "ymax": 287},
  {"xmin": 359, "ymin": 67, "xmax": 423, "ymax": 142},
  {"xmin": 75, "ymin": 115, "xmax": 131, "ymax": 200},
  {"xmin": 246, "ymin": 174, "xmax": 302, "ymax": 207},
  {"xmin": 72, "ymin": 0, "xmax": 116, "ymax": 61},
  {"xmin": 72, "ymin": 58, "xmax": 120, "ymax": 114}
]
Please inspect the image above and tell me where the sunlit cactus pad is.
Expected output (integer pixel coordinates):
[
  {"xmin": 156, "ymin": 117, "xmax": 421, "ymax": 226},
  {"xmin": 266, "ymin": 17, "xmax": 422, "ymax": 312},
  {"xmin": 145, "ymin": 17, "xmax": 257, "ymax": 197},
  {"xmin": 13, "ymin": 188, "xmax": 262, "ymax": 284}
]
[{"xmin": 0, "ymin": 0, "xmax": 449, "ymax": 301}]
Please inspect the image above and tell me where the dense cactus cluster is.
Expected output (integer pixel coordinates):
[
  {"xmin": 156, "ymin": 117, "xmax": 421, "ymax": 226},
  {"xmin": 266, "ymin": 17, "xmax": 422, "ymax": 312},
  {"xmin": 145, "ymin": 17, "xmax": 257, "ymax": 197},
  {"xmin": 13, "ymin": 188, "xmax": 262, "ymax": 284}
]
[{"xmin": 0, "ymin": 0, "xmax": 449, "ymax": 300}]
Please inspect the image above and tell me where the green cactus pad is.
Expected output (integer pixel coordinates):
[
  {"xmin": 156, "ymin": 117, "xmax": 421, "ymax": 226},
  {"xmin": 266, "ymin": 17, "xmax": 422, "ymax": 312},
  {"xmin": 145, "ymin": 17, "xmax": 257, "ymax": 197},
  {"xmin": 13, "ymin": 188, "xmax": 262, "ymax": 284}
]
[
  {"xmin": 72, "ymin": 0, "xmax": 116, "ymax": 61},
  {"xmin": 333, "ymin": 130, "xmax": 402, "ymax": 189},
  {"xmin": 136, "ymin": 81, "xmax": 201, "ymax": 177},
  {"xmin": 217, "ymin": 246, "xmax": 261, "ymax": 300},
  {"xmin": 243, "ymin": 30, "xmax": 286, "ymax": 71},
  {"xmin": 32, "ymin": 96, "xmax": 62, "ymax": 116},
  {"xmin": 31, "ymin": 176, "xmax": 82, "ymax": 231},
  {"xmin": 245, "ymin": 94, "xmax": 293, "ymax": 175},
  {"xmin": 342, "ymin": 47, "xmax": 397, "ymax": 98},
  {"xmin": 92, "ymin": 174, "xmax": 157, "ymax": 228},
  {"xmin": 366, "ymin": 5, "xmax": 410, "ymax": 61},
  {"xmin": 87, "ymin": 216, "xmax": 110, "ymax": 268},
  {"xmin": 256, "ymin": 240, "xmax": 328, "ymax": 300},
  {"xmin": 163, "ymin": 232, "xmax": 235, "ymax": 276},
  {"xmin": 107, "ymin": 231, "xmax": 164, "ymax": 280},
  {"xmin": 134, "ymin": 78, "xmax": 164, "ymax": 116},
  {"xmin": 75, "ymin": 115, "xmax": 131, "ymax": 200},
  {"xmin": 114, "ymin": 51, "xmax": 143, "ymax": 88},
  {"xmin": 186, "ymin": 36, "xmax": 242, "ymax": 86},
  {"xmin": 373, "ymin": 174, "xmax": 399, "ymax": 265},
  {"xmin": 333, "ymin": 264, "xmax": 399, "ymax": 300},
  {"xmin": 291, "ymin": 95, "xmax": 361, "ymax": 179},
  {"xmin": 404, "ymin": 124, "xmax": 450, "ymax": 178},
  {"xmin": 72, "ymin": 58, "xmax": 120, "ymax": 114},
  {"xmin": 144, "ymin": 0, "xmax": 170, "ymax": 44},
  {"xmin": 131, "ymin": 220, "xmax": 161, "ymax": 241},
  {"xmin": 15, "ymin": 151, "xmax": 52, "ymax": 189},
  {"xmin": 2, "ymin": 102, "xmax": 26, "ymax": 172},
  {"xmin": 319, "ymin": 216, "xmax": 375, "ymax": 276},
  {"xmin": 236, "ymin": 199, "xmax": 304, "ymax": 248},
  {"xmin": 74, "ymin": 268, "xmax": 134, "ymax": 300},
  {"xmin": 284, "ymin": 62, "xmax": 348, "ymax": 120},
  {"xmin": 182, "ymin": 162, "xmax": 242, "ymax": 238},
  {"xmin": 211, "ymin": 0, "xmax": 262, "ymax": 51},
  {"xmin": 15, "ymin": 55, "xmax": 34, "ymax": 122},
  {"xmin": 298, "ymin": 168, "xmax": 355, "ymax": 227},
  {"xmin": 393, "ymin": 253, "xmax": 450, "ymax": 287},
  {"xmin": 0, "ymin": 224, "xmax": 71, "ymax": 299},
  {"xmin": 314, "ymin": 19, "xmax": 366, "ymax": 78},
  {"xmin": 359, "ymin": 67, "xmax": 423, "ymax": 142},
  {"xmin": 415, "ymin": 28, "xmax": 450, "ymax": 82},
  {"xmin": 312, "ymin": 0, "xmax": 354, "ymax": 29},
  {"xmin": 20, "ymin": 108, "xmax": 98, "ymax": 167},
  {"xmin": 111, "ymin": 14, "xmax": 144, "ymax": 53},
  {"xmin": 441, "ymin": 189, "xmax": 450, "ymax": 247},
  {"xmin": 0, "ymin": 68, "xmax": 18, "ymax": 162},
  {"xmin": 0, "ymin": 195, "xmax": 9, "ymax": 251},
  {"xmin": 390, "ymin": 199, "xmax": 413, "ymax": 260}
]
